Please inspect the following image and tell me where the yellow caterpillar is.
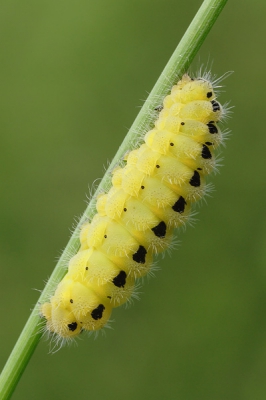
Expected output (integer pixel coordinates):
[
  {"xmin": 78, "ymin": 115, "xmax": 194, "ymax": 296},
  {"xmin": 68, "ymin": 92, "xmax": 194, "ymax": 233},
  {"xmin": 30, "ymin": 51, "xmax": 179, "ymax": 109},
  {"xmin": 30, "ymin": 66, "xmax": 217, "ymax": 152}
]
[{"xmin": 40, "ymin": 73, "xmax": 229, "ymax": 344}]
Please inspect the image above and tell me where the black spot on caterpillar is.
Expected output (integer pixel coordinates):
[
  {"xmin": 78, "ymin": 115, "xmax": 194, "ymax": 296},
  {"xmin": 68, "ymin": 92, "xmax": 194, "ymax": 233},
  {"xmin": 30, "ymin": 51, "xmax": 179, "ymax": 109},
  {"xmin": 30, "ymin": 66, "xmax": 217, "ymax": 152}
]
[
  {"xmin": 91, "ymin": 304, "xmax": 105, "ymax": 321},
  {"xmin": 151, "ymin": 221, "xmax": 167, "ymax": 238},
  {"xmin": 201, "ymin": 144, "xmax": 212, "ymax": 159},
  {"xmin": 112, "ymin": 271, "xmax": 127, "ymax": 288},
  {"xmin": 40, "ymin": 72, "xmax": 230, "ymax": 345},
  {"xmin": 132, "ymin": 245, "xmax": 147, "ymax": 264},
  {"xmin": 172, "ymin": 196, "xmax": 186, "ymax": 213},
  {"xmin": 67, "ymin": 322, "xmax": 78, "ymax": 332},
  {"xmin": 189, "ymin": 171, "xmax": 201, "ymax": 187}
]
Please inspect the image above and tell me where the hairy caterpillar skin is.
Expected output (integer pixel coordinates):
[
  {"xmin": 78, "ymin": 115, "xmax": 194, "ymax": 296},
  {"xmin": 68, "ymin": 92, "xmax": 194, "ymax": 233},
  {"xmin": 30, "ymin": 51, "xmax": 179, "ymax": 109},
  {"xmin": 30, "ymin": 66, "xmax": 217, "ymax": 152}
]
[{"xmin": 40, "ymin": 73, "xmax": 229, "ymax": 344}]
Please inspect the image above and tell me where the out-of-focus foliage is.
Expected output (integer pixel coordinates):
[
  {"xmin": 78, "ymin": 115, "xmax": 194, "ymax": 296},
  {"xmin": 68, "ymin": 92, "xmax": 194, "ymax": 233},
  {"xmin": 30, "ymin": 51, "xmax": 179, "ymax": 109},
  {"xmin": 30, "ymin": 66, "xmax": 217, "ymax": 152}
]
[{"xmin": 1, "ymin": 1, "xmax": 266, "ymax": 399}]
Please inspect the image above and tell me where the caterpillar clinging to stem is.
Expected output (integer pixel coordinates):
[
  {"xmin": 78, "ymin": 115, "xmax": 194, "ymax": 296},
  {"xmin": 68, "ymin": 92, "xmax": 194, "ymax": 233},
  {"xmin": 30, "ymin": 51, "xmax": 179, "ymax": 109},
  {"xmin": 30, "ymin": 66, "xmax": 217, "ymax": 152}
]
[{"xmin": 40, "ymin": 71, "xmax": 230, "ymax": 347}]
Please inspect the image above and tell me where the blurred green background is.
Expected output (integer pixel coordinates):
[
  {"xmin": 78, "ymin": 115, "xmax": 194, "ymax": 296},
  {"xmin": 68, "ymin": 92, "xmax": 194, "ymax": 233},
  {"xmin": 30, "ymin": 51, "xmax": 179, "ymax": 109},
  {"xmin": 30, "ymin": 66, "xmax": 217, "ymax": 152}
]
[{"xmin": 1, "ymin": 1, "xmax": 266, "ymax": 399}]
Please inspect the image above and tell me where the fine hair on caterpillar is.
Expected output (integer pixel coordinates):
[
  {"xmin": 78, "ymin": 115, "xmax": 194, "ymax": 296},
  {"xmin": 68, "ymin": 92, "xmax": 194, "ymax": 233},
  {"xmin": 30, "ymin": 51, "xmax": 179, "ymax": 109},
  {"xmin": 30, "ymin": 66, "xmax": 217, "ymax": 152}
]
[{"xmin": 40, "ymin": 71, "xmax": 231, "ymax": 350}]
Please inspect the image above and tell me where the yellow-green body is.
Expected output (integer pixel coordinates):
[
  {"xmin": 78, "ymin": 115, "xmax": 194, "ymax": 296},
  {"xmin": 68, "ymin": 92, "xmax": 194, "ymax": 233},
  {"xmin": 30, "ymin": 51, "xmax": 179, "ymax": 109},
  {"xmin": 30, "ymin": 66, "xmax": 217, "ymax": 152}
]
[{"xmin": 40, "ymin": 74, "xmax": 225, "ymax": 341}]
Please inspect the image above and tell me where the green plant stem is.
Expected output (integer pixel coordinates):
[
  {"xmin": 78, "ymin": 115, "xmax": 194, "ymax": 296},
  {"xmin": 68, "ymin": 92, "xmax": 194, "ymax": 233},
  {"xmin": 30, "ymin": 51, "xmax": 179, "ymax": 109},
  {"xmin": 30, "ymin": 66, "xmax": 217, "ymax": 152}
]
[{"xmin": 0, "ymin": 0, "xmax": 228, "ymax": 398}]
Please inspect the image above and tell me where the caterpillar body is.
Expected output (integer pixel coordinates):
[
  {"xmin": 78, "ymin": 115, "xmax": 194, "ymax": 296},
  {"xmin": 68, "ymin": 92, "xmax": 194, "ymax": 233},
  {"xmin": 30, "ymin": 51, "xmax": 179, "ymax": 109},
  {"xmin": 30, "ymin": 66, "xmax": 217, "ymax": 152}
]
[{"xmin": 40, "ymin": 73, "xmax": 229, "ymax": 345}]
